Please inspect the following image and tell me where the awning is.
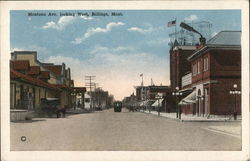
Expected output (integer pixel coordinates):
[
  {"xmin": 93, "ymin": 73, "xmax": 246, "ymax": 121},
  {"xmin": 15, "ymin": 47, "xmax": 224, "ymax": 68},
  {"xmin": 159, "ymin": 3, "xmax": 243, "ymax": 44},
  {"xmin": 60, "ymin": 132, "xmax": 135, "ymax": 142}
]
[
  {"xmin": 139, "ymin": 100, "xmax": 155, "ymax": 106},
  {"xmin": 145, "ymin": 100, "xmax": 155, "ymax": 106},
  {"xmin": 134, "ymin": 100, "xmax": 157, "ymax": 106},
  {"xmin": 133, "ymin": 102, "xmax": 140, "ymax": 106},
  {"xmin": 139, "ymin": 100, "xmax": 147, "ymax": 106},
  {"xmin": 151, "ymin": 99, "xmax": 164, "ymax": 107},
  {"xmin": 139, "ymin": 101, "xmax": 144, "ymax": 106},
  {"xmin": 178, "ymin": 91, "xmax": 196, "ymax": 105}
]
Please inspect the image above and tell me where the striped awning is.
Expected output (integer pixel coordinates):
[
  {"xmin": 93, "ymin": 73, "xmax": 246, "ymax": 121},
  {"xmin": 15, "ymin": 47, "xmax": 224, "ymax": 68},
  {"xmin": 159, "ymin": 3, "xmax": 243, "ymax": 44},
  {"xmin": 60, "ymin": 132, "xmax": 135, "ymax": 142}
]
[
  {"xmin": 179, "ymin": 91, "xmax": 196, "ymax": 105},
  {"xmin": 151, "ymin": 99, "xmax": 164, "ymax": 107}
]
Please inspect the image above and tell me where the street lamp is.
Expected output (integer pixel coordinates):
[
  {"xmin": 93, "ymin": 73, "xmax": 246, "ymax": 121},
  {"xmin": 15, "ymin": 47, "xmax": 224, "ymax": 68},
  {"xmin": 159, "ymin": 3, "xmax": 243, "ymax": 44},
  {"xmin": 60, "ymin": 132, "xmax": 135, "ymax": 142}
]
[
  {"xmin": 172, "ymin": 87, "xmax": 183, "ymax": 119},
  {"xmin": 229, "ymin": 84, "xmax": 241, "ymax": 120}
]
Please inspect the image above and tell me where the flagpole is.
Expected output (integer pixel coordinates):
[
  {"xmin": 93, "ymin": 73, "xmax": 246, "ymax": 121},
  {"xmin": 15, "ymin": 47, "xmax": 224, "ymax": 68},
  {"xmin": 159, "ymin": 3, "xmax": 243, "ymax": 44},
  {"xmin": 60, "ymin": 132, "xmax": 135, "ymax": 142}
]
[
  {"xmin": 142, "ymin": 74, "xmax": 143, "ymax": 86},
  {"xmin": 175, "ymin": 18, "xmax": 177, "ymax": 41}
]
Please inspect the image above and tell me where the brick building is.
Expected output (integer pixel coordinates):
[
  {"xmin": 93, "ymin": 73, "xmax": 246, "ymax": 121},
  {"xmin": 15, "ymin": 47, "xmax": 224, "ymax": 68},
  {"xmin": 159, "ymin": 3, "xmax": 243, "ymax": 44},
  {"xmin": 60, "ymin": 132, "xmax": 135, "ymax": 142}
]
[
  {"xmin": 135, "ymin": 86, "xmax": 147, "ymax": 101},
  {"xmin": 146, "ymin": 85, "xmax": 170, "ymax": 99},
  {"xmin": 170, "ymin": 45, "xmax": 196, "ymax": 90},
  {"xmin": 180, "ymin": 31, "xmax": 241, "ymax": 116}
]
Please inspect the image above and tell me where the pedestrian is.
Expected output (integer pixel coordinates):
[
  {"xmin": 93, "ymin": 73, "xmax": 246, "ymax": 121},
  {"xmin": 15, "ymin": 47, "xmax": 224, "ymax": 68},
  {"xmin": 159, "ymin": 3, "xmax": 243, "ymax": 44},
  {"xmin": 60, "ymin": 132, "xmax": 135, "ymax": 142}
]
[
  {"xmin": 28, "ymin": 92, "xmax": 33, "ymax": 111},
  {"xmin": 77, "ymin": 101, "xmax": 80, "ymax": 109},
  {"xmin": 74, "ymin": 101, "xmax": 76, "ymax": 110},
  {"xmin": 233, "ymin": 110, "xmax": 237, "ymax": 120},
  {"xmin": 179, "ymin": 107, "xmax": 182, "ymax": 119}
]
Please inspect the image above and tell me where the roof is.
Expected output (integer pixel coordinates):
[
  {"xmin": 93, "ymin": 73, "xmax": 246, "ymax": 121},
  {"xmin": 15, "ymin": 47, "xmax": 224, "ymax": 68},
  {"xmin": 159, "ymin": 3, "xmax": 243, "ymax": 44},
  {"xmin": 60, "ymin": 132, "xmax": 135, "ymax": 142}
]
[
  {"xmin": 148, "ymin": 85, "xmax": 170, "ymax": 89},
  {"xmin": 173, "ymin": 45, "xmax": 196, "ymax": 51},
  {"xmin": 11, "ymin": 51, "xmax": 37, "ymax": 59},
  {"xmin": 11, "ymin": 51, "xmax": 60, "ymax": 79},
  {"xmin": 10, "ymin": 69, "xmax": 60, "ymax": 91},
  {"xmin": 45, "ymin": 65, "xmax": 62, "ymax": 76},
  {"xmin": 39, "ymin": 71, "xmax": 50, "ymax": 79},
  {"xmin": 206, "ymin": 31, "xmax": 241, "ymax": 46},
  {"xmin": 188, "ymin": 31, "xmax": 241, "ymax": 61},
  {"xmin": 12, "ymin": 51, "xmax": 37, "ymax": 54},
  {"xmin": 28, "ymin": 66, "xmax": 40, "ymax": 75},
  {"xmin": 11, "ymin": 60, "xmax": 30, "ymax": 71},
  {"xmin": 53, "ymin": 84, "xmax": 75, "ymax": 91}
]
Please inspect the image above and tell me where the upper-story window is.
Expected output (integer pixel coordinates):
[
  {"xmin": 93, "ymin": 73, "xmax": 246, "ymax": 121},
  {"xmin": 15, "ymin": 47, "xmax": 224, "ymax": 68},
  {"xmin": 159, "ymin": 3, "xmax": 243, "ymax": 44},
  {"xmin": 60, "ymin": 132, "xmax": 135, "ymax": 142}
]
[
  {"xmin": 192, "ymin": 63, "xmax": 197, "ymax": 76},
  {"xmin": 203, "ymin": 58, "xmax": 206, "ymax": 71},
  {"xmin": 197, "ymin": 61, "xmax": 200, "ymax": 74},
  {"xmin": 206, "ymin": 58, "xmax": 209, "ymax": 71},
  {"xmin": 203, "ymin": 57, "xmax": 209, "ymax": 71}
]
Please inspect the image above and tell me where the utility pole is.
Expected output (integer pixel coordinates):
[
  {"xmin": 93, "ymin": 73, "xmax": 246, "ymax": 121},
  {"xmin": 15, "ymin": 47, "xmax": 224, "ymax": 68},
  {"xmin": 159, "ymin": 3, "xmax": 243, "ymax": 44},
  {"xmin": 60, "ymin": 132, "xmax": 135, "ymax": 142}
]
[
  {"xmin": 85, "ymin": 76, "xmax": 96, "ymax": 111},
  {"xmin": 93, "ymin": 83, "xmax": 99, "ymax": 109},
  {"xmin": 151, "ymin": 78, "xmax": 154, "ymax": 86}
]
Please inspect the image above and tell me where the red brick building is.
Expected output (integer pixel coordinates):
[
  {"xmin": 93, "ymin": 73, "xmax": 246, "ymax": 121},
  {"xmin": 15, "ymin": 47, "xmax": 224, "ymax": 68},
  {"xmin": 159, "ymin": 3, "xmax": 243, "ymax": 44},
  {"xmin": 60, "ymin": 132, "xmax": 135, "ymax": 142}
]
[
  {"xmin": 170, "ymin": 45, "xmax": 196, "ymax": 90},
  {"xmin": 180, "ymin": 31, "xmax": 241, "ymax": 116}
]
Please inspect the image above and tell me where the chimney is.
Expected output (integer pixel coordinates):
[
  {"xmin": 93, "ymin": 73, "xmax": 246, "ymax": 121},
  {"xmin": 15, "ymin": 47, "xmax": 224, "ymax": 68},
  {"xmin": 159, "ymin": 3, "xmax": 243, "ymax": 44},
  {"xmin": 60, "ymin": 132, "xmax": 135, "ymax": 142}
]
[
  {"xmin": 199, "ymin": 37, "xmax": 206, "ymax": 46},
  {"xmin": 195, "ymin": 43, "xmax": 200, "ymax": 49},
  {"xmin": 62, "ymin": 63, "xmax": 65, "ymax": 75}
]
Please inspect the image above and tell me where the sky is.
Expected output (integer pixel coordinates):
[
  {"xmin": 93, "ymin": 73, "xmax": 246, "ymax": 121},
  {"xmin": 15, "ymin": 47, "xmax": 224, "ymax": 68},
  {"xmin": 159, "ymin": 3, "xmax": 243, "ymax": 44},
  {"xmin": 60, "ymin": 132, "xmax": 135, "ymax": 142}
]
[{"xmin": 10, "ymin": 10, "xmax": 241, "ymax": 100}]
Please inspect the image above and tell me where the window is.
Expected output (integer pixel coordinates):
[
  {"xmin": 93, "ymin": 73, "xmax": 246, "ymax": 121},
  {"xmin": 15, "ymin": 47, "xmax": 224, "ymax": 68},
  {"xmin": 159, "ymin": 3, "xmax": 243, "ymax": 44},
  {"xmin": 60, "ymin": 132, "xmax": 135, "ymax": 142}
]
[
  {"xmin": 85, "ymin": 98, "xmax": 90, "ymax": 103},
  {"xmin": 203, "ymin": 58, "xmax": 206, "ymax": 71},
  {"xmin": 192, "ymin": 64, "xmax": 195, "ymax": 76},
  {"xmin": 203, "ymin": 57, "xmax": 209, "ymax": 71},
  {"xmin": 197, "ymin": 61, "xmax": 200, "ymax": 74},
  {"xmin": 192, "ymin": 63, "xmax": 197, "ymax": 76},
  {"xmin": 206, "ymin": 58, "xmax": 209, "ymax": 71}
]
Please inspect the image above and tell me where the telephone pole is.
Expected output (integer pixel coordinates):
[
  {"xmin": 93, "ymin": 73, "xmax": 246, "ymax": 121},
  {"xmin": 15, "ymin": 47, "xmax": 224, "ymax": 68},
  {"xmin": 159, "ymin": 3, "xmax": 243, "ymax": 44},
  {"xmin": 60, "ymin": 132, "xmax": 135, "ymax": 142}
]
[{"xmin": 85, "ymin": 76, "xmax": 96, "ymax": 111}]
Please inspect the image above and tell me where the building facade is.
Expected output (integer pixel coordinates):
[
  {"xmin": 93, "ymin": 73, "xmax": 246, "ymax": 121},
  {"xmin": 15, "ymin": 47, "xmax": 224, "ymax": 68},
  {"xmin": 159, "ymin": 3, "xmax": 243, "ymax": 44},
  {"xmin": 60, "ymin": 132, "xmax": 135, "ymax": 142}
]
[
  {"xmin": 10, "ymin": 61, "xmax": 61, "ymax": 110},
  {"xmin": 10, "ymin": 51, "xmax": 76, "ymax": 111},
  {"xmin": 170, "ymin": 45, "xmax": 196, "ymax": 90},
  {"xmin": 181, "ymin": 31, "xmax": 241, "ymax": 116}
]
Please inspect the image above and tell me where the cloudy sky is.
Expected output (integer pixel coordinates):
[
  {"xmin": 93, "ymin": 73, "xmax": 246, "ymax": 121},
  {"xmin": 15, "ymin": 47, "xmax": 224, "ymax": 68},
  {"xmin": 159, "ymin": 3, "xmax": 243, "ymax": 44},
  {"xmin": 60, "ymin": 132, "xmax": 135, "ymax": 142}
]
[{"xmin": 10, "ymin": 10, "xmax": 241, "ymax": 100}]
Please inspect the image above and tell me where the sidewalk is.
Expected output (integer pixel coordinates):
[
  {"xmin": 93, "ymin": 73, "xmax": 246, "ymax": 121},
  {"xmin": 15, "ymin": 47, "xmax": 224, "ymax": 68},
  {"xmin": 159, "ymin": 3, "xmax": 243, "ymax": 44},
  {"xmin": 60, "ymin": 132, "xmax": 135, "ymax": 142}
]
[
  {"xmin": 139, "ymin": 110, "xmax": 241, "ymax": 122},
  {"xmin": 66, "ymin": 108, "xmax": 92, "ymax": 114}
]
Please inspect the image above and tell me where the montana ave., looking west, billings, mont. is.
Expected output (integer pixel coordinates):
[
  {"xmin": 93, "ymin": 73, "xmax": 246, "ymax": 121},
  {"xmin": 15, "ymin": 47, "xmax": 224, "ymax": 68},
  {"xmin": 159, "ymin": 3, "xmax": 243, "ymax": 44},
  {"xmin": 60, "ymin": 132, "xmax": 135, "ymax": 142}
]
[{"xmin": 8, "ymin": 9, "xmax": 244, "ymax": 153}]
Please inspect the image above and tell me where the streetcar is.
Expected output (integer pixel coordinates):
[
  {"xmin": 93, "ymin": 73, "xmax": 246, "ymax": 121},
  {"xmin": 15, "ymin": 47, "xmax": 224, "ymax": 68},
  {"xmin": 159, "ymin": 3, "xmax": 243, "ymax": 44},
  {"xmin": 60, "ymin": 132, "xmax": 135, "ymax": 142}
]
[{"xmin": 113, "ymin": 101, "xmax": 122, "ymax": 112}]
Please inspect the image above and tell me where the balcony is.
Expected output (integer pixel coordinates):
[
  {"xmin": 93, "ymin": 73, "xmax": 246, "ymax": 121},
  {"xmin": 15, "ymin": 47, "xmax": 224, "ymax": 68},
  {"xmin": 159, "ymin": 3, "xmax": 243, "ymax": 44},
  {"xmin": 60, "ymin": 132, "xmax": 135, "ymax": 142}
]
[{"xmin": 182, "ymin": 73, "xmax": 192, "ymax": 88}]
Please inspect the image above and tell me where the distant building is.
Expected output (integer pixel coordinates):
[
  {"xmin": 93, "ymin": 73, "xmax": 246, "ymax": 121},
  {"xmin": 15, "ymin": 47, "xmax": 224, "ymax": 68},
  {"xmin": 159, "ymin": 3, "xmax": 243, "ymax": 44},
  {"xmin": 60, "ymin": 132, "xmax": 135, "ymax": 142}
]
[
  {"xmin": 135, "ymin": 86, "xmax": 148, "ymax": 101},
  {"xmin": 145, "ymin": 85, "xmax": 169, "ymax": 99},
  {"xmin": 146, "ymin": 85, "xmax": 174, "ymax": 112},
  {"xmin": 122, "ymin": 93, "xmax": 137, "ymax": 107},
  {"xmin": 72, "ymin": 87, "xmax": 86, "ymax": 108},
  {"xmin": 84, "ymin": 92, "xmax": 91, "ymax": 109},
  {"xmin": 134, "ymin": 85, "xmax": 174, "ymax": 112}
]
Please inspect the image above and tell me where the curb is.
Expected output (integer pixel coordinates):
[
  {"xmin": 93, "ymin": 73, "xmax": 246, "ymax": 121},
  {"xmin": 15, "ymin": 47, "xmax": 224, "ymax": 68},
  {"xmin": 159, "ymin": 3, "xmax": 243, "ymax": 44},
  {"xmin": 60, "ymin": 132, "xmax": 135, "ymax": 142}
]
[
  {"xmin": 140, "ymin": 111, "xmax": 241, "ymax": 122},
  {"xmin": 66, "ymin": 111, "xmax": 92, "ymax": 114},
  {"xmin": 204, "ymin": 127, "xmax": 241, "ymax": 138}
]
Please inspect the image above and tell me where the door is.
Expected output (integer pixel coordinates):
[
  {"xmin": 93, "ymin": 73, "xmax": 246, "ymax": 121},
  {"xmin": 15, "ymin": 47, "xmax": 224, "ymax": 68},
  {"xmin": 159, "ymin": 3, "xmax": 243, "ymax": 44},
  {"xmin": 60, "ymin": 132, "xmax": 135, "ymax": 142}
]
[{"xmin": 204, "ymin": 88, "xmax": 209, "ymax": 116}]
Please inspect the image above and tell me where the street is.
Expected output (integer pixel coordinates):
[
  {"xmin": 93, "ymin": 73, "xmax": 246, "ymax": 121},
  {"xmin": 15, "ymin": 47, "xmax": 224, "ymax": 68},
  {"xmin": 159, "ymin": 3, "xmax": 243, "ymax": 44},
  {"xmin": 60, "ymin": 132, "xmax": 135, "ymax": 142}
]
[{"xmin": 11, "ymin": 108, "xmax": 241, "ymax": 151}]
